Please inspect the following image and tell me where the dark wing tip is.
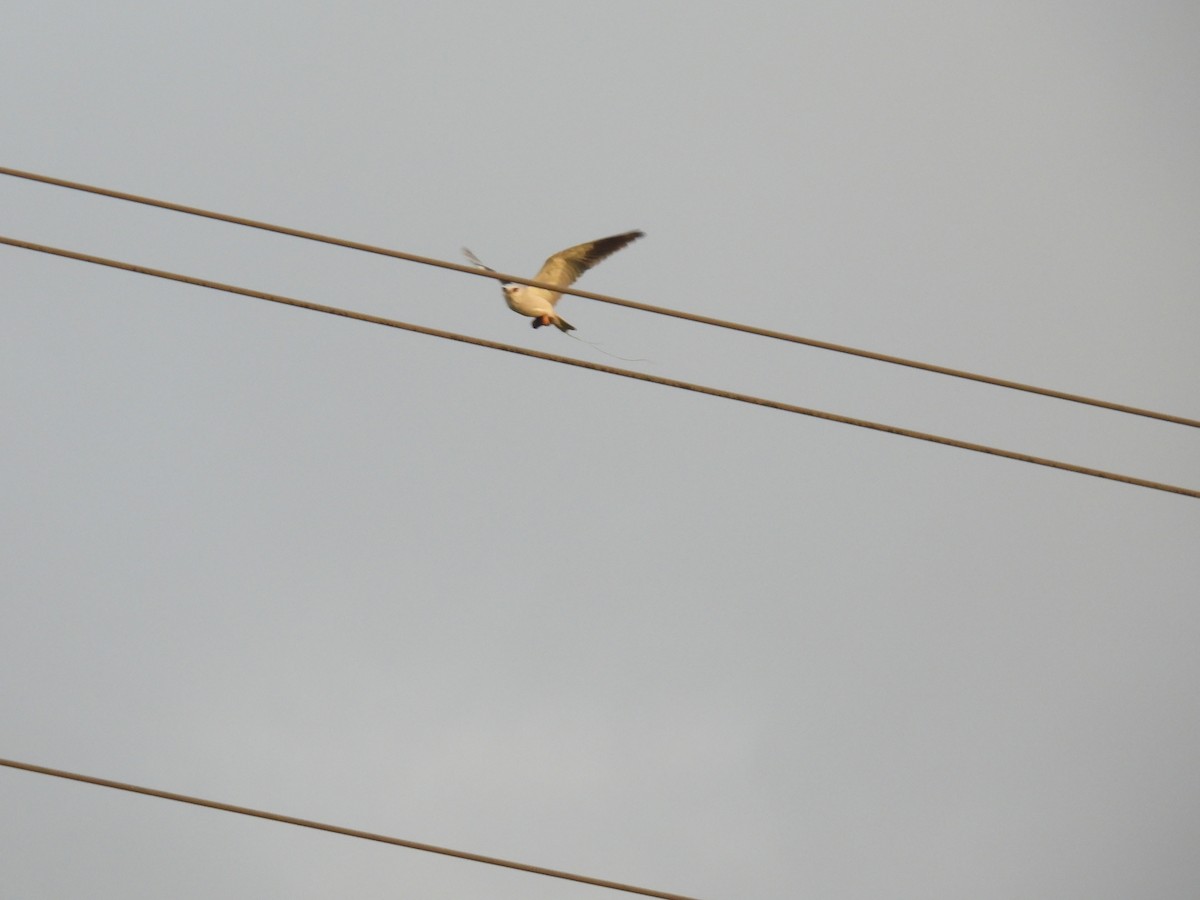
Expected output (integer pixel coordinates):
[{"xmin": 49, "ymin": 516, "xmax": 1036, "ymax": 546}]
[
  {"xmin": 586, "ymin": 230, "xmax": 645, "ymax": 264},
  {"xmin": 462, "ymin": 247, "xmax": 496, "ymax": 272}
]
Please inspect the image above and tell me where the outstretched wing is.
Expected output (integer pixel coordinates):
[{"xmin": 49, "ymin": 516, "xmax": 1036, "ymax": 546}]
[
  {"xmin": 532, "ymin": 230, "xmax": 644, "ymax": 290},
  {"xmin": 461, "ymin": 247, "xmax": 496, "ymax": 272}
]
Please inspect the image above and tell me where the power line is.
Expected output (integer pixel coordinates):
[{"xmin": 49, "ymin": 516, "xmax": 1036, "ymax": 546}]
[
  {"xmin": 0, "ymin": 757, "xmax": 703, "ymax": 900},
  {"xmin": 2, "ymin": 164, "xmax": 1196, "ymax": 431},
  {"xmin": 4, "ymin": 234, "xmax": 1197, "ymax": 499}
]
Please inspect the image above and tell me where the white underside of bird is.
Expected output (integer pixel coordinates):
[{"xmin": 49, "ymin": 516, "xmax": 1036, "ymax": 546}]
[
  {"xmin": 463, "ymin": 230, "xmax": 644, "ymax": 333},
  {"xmin": 502, "ymin": 283, "xmax": 559, "ymax": 321}
]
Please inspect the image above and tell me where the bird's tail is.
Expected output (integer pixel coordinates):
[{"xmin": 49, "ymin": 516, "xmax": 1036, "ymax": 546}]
[{"xmin": 554, "ymin": 316, "xmax": 575, "ymax": 333}]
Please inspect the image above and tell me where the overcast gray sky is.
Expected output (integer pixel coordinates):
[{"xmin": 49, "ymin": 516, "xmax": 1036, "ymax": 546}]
[{"xmin": 3, "ymin": 3, "xmax": 1199, "ymax": 898}]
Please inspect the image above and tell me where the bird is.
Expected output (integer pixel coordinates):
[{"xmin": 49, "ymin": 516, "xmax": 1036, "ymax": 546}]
[{"xmin": 463, "ymin": 231, "xmax": 644, "ymax": 332}]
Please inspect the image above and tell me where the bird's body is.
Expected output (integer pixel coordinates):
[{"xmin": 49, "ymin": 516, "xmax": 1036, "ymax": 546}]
[
  {"xmin": 463, "ymin": 231, "xmax": 644, "ymax": 332},
  {"xmin": 501, "ymin": 281, "xmax": 560, "ymax": 323}
]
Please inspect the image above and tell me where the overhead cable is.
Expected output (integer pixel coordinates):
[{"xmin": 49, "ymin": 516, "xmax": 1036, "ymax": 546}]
[
  {"xmin": 0, "ymin": 757, "xmax": 702, "ymax": 900},
  {"xmin": 3, "ymin": 234, "xmax": 1196, "ymax": 499},
  {"xmin": 2, "ymin": 165, "xmax": 1195, "ymax": 430}
]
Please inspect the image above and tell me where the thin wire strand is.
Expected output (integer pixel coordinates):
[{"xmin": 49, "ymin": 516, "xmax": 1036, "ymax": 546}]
[
  {"xmin": 2, "ymin": 164, "xmax": 1196, "ymax": 430},
  {"xmin": 4, "ymin": 234, "xmax": 1196, "ymax": 499},
  {"xmin": 0, "ymin": 758, "xmax": 703, "ymax": 900}
]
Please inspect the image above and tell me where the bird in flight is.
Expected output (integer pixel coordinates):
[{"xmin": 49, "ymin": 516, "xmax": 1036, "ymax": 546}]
[{"xmin": 463, "ymin": 231, "xmax": 644, "ymax": 332}]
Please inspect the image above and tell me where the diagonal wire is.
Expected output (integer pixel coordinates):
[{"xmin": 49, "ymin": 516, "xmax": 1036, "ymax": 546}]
[
  {"xmin": 0, "ymin": 758, "xmax": 704, "ymax": 900},
  {"xmin": 3, "ymin": 234, "xmax": 1197, "ymax": 499},
  {"xmin": 2, "ymin": 164, "xmax": 1196, "ymax": 430}
]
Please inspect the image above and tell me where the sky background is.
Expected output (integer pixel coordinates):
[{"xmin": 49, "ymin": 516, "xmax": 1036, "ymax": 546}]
[{"xmin": 3, "ymin": 3, "xmax": 1199, "ymax": 898}]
